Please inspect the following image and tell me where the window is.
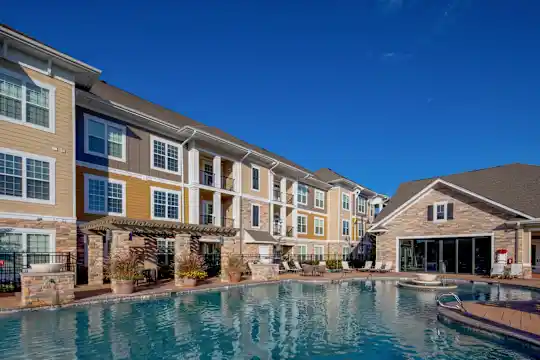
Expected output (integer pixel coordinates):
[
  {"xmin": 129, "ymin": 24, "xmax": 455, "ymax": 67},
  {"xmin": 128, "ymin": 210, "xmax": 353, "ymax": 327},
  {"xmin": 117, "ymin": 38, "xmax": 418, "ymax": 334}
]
[
  {"xmin": 84, "ymin": 174, "xmax": 126, "ymax": 216},
  {"xmin": 298, "ymin": 245, "xmax": 307, "ymax": 261},
  {"xmin": 251, "ymin": 204, "xmax": 260, "ymax": 228},
  {"xmin": 151, "ymin": 187, "xmax": 181, "ymax": 221},
  {"xmin": 0, "ymin": 148, "xmax": 54, "ymax": 204},
  {"xmin": 314, "ymin": 245, "xmax": 324, "ymax": 261},
  {"xmin": 435, "ymin": 202, "xmax": 447, "ymax": 221},
  {"xmin": 151, "ymin": 136, "xmax": 180, "ymax": 174},
  {"xmin": 84, "ymin": 114, "xmax": 126, "ymax": 161},
  {"xmin": 357, "ymin": 196, "xmax": 366, "ymax": 213},
  {"xmin": 0, "ymin": 229, "xmax": 55, "ymax": 267},
  {"xmin": 342, "ymin": 246, "xmax": 350, "ymax": 261},
  {"xmin": 314, "ymin": 189, "xmax": 325, "ymax": 209},
  {"xmin": 342, "ymin": 193, "xmax": 350, "ymax": 210},
  {"xmin": 297, "ymin": 184, "xmax": 308, "ymax": 205},
  {"xmin": 297, "ymin": 215, "xmax": 307, "ymax": 234},
  {"xmin": 314, "ymin": 217, "xmax": 324, "ymax": 236},
  {"xmin": 342, "ymin": 220, "xmax": 350, "ymax": 236},
  {"xmin": 157, "ymin": 238, "xmax": 175, "ymax": 267},
  {"xmin": 357, "ymin": 221, "xmax": 364, "ymax": 238},
  {"xmin": 0, "ymin": 70, "xmax": 55, "ymax": 132},
  {"xmin": 374, "ymin": 204, "xmax": 381, "ymax": 215},
  {"xmin": 251, "ymin": 165, "xmax": 260, "ymax": 191}
]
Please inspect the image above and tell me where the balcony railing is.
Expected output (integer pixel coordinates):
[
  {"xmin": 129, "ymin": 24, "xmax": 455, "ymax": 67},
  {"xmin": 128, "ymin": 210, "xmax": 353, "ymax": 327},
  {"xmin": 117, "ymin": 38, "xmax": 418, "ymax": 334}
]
[
  {"xmin": 221, "ymin": 175, "xmax": 235, "ymax": 191},
  {"xmin": 200, "ymin": 214, "xmax": 214, "ymax": 225},
  {"xmin": 221, "ymin": 217, "xmax": 235, "ymax": 228},
  {"xmin": 273, "ymin": 224, "xmax": 282, "ymax": 236},
  {"xmin": 285, "ymin": 193, "xmax": 294, "ymax": 205},
  {"xmin": 200, "ymin": 170, "xmax": 215, "ymax": 187},
  {"xmin": 273, "ymin": 189, "xmax": 281, "ymax": 201}
]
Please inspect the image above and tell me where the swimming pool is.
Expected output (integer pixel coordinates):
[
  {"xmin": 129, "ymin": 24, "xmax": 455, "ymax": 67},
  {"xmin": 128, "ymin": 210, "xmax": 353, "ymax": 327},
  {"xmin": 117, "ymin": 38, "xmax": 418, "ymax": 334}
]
[{"xmin": 1, "ymin": 280, "xmax": 538, "ymax": 359}]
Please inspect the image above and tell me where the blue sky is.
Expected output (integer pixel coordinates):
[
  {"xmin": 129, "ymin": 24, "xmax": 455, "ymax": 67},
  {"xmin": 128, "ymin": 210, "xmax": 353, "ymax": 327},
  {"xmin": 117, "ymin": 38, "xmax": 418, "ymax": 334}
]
[{"xmin": 3, "ymin": 0, "xmax": 539, "ymax": 195}]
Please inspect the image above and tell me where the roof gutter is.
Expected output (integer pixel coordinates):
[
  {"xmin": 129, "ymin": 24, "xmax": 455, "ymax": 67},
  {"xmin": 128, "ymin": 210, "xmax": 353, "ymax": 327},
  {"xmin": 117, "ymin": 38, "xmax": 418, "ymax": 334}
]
[{"xmin": 506, "ymin": 218, "xmax": 540, "ymax": 226}]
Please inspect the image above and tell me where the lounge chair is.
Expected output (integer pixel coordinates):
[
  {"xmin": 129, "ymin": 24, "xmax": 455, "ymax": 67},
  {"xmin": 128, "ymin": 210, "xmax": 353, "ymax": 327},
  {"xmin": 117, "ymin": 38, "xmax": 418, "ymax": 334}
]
[
  {"xmin": 490, "ymin": 263, "xmax": 505, "ymax": 278},
  {"xmin": 371, "ymin": 261, "xmax": 383, "ymax": 272},
  {"xmin": 358, "ymin": 261, "xmax": 373, "ymax": 272},
  {"xmin": 283, "ymin": 261, "xmax": 300, "ymax": 273},
  {"xmin": 509, "ymin": 263, "xmax": 523, "ymax": 278},
  {"xmin": 342, "ymin": 261, "xmax": 354, "ymax": 273},
  {"xmin": 293, "ymin": 261, "xmax": 303, "ymax": 272},
  {"xmin": 379, "ymin": 261, "xmax": 393, "ymax": 273}
]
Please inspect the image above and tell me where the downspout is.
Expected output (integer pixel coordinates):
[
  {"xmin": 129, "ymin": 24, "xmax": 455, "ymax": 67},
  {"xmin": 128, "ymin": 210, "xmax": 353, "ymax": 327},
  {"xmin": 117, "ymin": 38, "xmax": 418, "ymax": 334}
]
[
  {"xmin": 238, "ymin": 151, "xmax": 252, "ymax": 255},
  {"xmin": 179, "ymin": 129, "xmax": 197, "ymax": 224}
]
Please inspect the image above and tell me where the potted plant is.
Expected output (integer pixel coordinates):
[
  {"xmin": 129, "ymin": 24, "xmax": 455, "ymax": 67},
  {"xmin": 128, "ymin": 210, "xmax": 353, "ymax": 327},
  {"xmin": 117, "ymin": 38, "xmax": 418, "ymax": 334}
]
[
  {"xmin": 176, "ymin": 253, "xmax": 208, "ymax": 287},
  {"xmin": 105, "ymin": 252, "xmax": 141, "ymax": 295},
  {"xmin": 227, "ymin": 255, "xmax": 246, "ymax": 283}
]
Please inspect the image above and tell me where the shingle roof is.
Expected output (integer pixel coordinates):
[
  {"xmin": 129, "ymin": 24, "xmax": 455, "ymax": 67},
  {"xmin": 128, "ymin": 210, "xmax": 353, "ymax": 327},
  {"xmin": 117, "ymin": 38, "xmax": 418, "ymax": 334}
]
[
  {"xmin": 314, "ymin": 168, "xmax": 378, "ymax": 194},
  {"xmin": 373, "ymin": 163, "xmax": 540, "ymax": 224},
  {"xmin": 86, "ymin": 81, "xmax": 316, "ymax": 176}
]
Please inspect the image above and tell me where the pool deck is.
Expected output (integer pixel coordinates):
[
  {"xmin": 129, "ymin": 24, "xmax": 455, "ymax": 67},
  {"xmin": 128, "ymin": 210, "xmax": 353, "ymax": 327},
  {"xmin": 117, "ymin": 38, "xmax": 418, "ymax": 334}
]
[{"xmin": 2, "ymin": 271, "xmax": 540, "ymax": 340}]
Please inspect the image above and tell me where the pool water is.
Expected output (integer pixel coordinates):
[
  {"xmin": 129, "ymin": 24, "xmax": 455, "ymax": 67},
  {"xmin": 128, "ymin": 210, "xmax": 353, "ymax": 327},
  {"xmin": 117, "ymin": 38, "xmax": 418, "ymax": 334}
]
[{"xmin": 1, "ymin": 280, "xmax": 539, "ymax": 359}]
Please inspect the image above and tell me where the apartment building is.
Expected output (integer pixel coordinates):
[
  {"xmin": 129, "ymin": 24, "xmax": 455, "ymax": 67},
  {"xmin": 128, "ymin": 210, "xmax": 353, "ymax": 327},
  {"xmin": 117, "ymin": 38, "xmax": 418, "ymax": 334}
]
[
  {"xmin": 0, "ymin": 25, "xmax": 100, "ymax": 268},
  {"xmin": 0, "ymin": 25, "xmax": 387, "ymax": 285}
]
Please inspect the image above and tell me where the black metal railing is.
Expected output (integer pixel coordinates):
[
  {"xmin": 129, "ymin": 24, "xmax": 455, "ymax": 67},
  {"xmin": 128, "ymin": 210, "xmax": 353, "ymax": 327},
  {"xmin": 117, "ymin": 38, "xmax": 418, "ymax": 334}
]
[
  {"xmin": 273, "ymin": 189, "xmax": 282, "ymax": 201},
  {"xmin": 202, "ymin": 253, "xmax": 221, "ymax": 278},
  {"xmin": 200, "ymin": 214, "xmax": 214, "ymax": 225},
  {"xmin": 281, "ymin": 254, "xmax": 365, "ymax": 269},
  {"xmin": 273, "ymin": 225, "xmax": 282, "ymax": 236},
  {"xmin": 286, "ymin": 193, "xmax": 294, "ymax": 205},
  {"xmin": 200, "ymin": 170, "xmax": 215, "ymax": 187},
  {"xmin": 221, "ymin": 175, "xmax": 235, "ymax": 191},
  {"xmin": 221, "ymin": 217, "xmax": 235, "ymax": 228},
  {"xmin": 0, "ymin": 252, "xmax": 75, "ymax": 291}
]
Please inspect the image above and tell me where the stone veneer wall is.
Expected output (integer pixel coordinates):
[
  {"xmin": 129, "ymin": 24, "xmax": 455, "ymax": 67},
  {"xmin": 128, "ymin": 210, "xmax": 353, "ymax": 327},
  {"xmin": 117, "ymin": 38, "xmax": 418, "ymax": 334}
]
[
  {"xmin": 241, "ymin": 200, "xmax": 270, "ymax": 231},
  {"xmin": 20, "ymin": 272, "xmax": 75, "ymax": 306},
  {"xmin": 375, "ymin": 187, "xmax": 517, "ymax": 268}
]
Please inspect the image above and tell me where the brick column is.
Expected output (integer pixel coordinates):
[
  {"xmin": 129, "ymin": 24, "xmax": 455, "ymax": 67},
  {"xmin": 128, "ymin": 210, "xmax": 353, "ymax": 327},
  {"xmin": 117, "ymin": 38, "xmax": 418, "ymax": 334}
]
[
  {"xmin": 87, "ymin": 234, "xmax": 104, "ymax": 285},
  {"xmin": 174, "ymin": 234, "xmax": 192, "ymax": 286},
  {"xmin": 110, "ymin": 230, "xmax": 132, "ymax": 258}
]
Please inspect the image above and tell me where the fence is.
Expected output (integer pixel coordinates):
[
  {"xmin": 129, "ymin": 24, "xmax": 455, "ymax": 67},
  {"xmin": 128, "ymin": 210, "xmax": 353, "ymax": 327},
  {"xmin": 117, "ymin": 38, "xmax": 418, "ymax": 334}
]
[{"xmin": 0, "ymin": 252, "xmax": 75, "ymax": 291}]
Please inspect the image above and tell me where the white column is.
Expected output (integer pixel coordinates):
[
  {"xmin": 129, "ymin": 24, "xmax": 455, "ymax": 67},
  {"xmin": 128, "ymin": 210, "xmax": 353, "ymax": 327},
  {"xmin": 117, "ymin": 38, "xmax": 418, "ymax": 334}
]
[
  {"xmin": 268, "ymin": 172, "xmax": 274, "ymax": 200},
  {"xmin": 213, "ymin": 156, "xmax": 222, "ymax": 189},
  {"xmin": 280, "ymin": 206, "xmax": 287, "ymax": 236},
  {"xmin": 188, "ymin": 145, "xmax": 200, "ymax": 184},
  {"xmin": 189, "ymin": 187, "xmax": 200, "ymax": 224},
  {"xmin": 280, "ymin": 178, "xmax": 287, "ymax": 203},
  {"xmin": 233, "ymin": 161, "xmax": 242, "ymax": 193},
  {"xmin": 213, "ymin": 191, "xmax": 222, "ymax": 226},
  {"xmin": 292, "ymin": 181, "xmax": 298, "ymax": 207},
  {"xmin": 270, "ymin": 204, "xmax": 275, "ymax": 235},
  {"xmin": 292, "ymin": 208, "xmax": 298, "ymax": 237},
  {"xmin": 233, "ymin": 196, "xmax": 240, "ymax": 228}
]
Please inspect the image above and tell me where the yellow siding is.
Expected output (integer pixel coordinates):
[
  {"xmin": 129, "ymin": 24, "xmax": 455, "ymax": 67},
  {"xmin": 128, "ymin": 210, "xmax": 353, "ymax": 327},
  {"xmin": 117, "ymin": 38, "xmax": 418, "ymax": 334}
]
[
  {"xmin": 0, "ymin": 59, "xmax": 74, "ymax": 218},
  {"xmin": 297, "ymin": 211, "xmax": 328, "ymax": 240},
  {"xmin": 183, "ymin": 188, "xmax": 189, "ymax": 224},
  {"xmin": 76, "ymin": 166, "xmax": 183, "ymax": 222}
]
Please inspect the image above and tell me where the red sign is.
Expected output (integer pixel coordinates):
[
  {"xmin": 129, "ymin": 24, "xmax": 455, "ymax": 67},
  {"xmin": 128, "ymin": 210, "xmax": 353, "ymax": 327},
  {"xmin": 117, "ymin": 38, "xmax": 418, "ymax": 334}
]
[{"xmin": 0, "ymin": 260, "xmax": 4, "ymax": 267}]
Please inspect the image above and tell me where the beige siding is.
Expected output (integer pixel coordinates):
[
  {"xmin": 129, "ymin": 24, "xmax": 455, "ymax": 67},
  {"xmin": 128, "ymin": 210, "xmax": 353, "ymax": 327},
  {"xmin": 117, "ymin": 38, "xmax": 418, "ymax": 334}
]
[
  {"xmin": 327, "ymin": 188, "xmax": 340, "ymax": 240},
  {"xmin": 0, "ymin": 59, "xmax": 74, "ymax": 218},
  {"xmin": 241, "ymin": 161, "xmax": 269, "ymax": 198}
]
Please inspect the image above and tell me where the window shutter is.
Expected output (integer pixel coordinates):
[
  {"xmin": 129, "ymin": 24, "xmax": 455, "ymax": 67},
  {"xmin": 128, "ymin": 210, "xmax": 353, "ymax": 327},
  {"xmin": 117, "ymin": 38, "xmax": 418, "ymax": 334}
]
[
  {"xmin": 427, "ymin": 205, "xmax": 433, "ymax": 221},
  {"xmin": 447, "ymin": 203, "xmax": 454, "ymax": 220}
]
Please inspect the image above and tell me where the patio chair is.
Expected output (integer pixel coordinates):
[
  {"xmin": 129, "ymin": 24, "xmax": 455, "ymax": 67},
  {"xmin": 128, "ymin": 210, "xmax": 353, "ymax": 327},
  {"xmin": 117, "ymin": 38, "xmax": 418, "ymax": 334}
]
[
  {"xmin": 283, "ymin": 262, "xmax": 300, "ymax": 273},
  {"xmin": 379, "ymin": 261, "xmax": 393, "ymax": 273},
  {"xmin": 490, "ymin": 263, "xmax": 505, "ymax": 278},
  {"xmin": 358, "ymin": 261, "xmax": 373, "ymax": 272},
  {"xmin": 302, "ymin": 264, "xmax": 314, "ymax": 276},
  {"xmin": 293, "ymin": 261, "xmax": 303, "ymax": 272},
  {"xmin": 342, "ymin": 261, "xmax": 354, "ymax": 273},
  {"xmin": 371, "ymin": 261, "xmax": 383, "ymax": 272},
  {"xmin": 316, "ymin": 265, "xmax": 326, "ymax": 276},
  {"xmin": 509, "ymin": 263, "xmax": 523, "ymax": 278}
]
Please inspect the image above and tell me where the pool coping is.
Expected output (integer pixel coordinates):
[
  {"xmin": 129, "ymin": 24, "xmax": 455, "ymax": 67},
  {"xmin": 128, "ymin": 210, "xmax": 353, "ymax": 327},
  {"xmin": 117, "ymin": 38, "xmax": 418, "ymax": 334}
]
[{"xmin": 0, "ymin": 276, "xmax": 532, "ymax": 315}]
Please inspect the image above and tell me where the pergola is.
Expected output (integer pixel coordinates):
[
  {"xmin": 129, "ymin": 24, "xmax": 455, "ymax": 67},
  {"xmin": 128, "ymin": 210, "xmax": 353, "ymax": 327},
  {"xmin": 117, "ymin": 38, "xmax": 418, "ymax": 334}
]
[{"xmin": 79, "ymin": 216, "xmax": 239, "ymax": 286}]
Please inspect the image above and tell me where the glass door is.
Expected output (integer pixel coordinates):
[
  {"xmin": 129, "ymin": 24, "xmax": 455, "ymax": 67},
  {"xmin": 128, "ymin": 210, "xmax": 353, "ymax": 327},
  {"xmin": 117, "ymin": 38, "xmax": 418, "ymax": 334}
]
[
  {"xmin": 458, "ymin": 238, "xmax": 473, "ymax": 273},
  {"xmin": 474, "ymin": 237, "xmax": 491, "ymax": 275},
  {"xmin": 399, "ymin": 240, "xmax": 425, "ymax": 272},
  {"xmin": 426, "ymin": 240, "xmax": 439, "ymax": 272},
  {"xmin": 442, "ymin": 239, "xmax": 456, "ymax": 273}
]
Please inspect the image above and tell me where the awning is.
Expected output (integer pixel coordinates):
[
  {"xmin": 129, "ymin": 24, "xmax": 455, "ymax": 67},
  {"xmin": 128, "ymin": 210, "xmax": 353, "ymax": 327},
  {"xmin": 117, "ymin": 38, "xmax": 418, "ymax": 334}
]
[
  {"xmin": 244, "ymin": 230, "xmax": 278, "ymax": 244},
  {"xmin": 79, "ymin": 216, "xmax": 238, "ymax": 237}
]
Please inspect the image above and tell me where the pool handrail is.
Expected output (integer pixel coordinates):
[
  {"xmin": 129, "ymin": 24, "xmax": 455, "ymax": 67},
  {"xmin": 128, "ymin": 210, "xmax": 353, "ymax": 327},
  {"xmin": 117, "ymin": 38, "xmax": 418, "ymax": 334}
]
[{"xmin": 436, "ymin": 292, "xmax": 465, "ymax": 311}]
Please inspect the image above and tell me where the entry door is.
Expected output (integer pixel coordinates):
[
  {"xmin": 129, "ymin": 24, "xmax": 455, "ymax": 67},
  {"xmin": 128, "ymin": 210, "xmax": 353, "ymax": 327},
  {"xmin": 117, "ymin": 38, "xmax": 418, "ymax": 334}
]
[
  {"xmin": 202, "ymin": 201, "xmax": 213, "ymax": 225},
  {"xmin": 203, "ymin": 162, "xmax": 213, "ymax": 186}
]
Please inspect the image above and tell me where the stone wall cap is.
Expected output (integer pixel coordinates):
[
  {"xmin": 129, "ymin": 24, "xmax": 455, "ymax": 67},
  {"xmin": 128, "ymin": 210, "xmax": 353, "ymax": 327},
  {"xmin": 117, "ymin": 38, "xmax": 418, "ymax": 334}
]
[{"xmin": 21, "ymin": 272, "xmax": 75, "ymax": 276}]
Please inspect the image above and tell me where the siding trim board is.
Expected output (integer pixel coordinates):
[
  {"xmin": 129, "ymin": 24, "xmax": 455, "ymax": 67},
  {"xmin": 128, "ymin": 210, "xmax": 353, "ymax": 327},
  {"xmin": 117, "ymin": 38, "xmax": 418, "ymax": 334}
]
[{"xmin": 0, "ymin": 212, "xmax": 76, "ymax": 223}]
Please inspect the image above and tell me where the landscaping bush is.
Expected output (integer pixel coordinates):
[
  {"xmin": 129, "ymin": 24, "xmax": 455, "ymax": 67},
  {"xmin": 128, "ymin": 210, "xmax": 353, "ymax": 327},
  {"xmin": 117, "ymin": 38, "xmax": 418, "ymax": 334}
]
[{"xmin": 326, "ymin": 260, "xmax": 342, "ymax": 270}]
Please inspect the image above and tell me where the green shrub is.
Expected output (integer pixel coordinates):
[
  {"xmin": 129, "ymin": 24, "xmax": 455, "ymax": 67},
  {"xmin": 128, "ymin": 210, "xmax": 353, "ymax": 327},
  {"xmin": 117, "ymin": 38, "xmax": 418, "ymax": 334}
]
[{"xmin": 326, "ymin": 260, "xmax": 342, "ymax": 270}]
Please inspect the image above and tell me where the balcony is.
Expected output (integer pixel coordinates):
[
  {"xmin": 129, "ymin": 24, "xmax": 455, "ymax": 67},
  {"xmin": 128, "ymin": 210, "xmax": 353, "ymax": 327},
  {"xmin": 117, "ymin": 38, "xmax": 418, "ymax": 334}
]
[
  {"xmin": 200, "ymin": 170, "xmax": 215, "ymax": 187},
  {"xmin": 222, "ymin": 217, "xmax": 235, "ymax": 228},
  {"xmin": 221, "ymin": 175, "xmax": 235, "ymax": 191},
  {"xmin": 273, "ymin": 189, "xmax": 281, "ymax": 202},
  {"xmin": 200, "ymin": 214, "xmax": 235, "ymax": 228},
  {"xmin": 286, "ymin": 226, "xmax": 293, "ymax": 237},
  {"xmin": 273, "ymin": 224, "xmax": 282, "ymax": 236},
  {"xmin": 200, "ymin": 214, "xmax": 214, "ymax": 225}
]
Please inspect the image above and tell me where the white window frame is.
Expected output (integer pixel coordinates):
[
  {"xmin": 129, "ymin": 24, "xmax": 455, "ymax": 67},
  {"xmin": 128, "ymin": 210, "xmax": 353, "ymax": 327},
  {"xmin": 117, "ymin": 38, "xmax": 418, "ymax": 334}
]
[
  {"xmin": 83, "ymin": 113, "xmax": 127, "ymax": 162},
  {"xmin": 251, "ymin": 165, "xmax": 260, "ymax": 192},
  {"xmin": 342, "ymin": 246, "xmax": 350, "ymax": 260},
  {"xmin": 0, "ymin": 68, "xmax": 56, "ymax": 133},
  {"xmin": 251, "ymin": 203, "xmax": 261, "ymax": 228},
  {"xmin": 150, "ymin": 187, "xmax": 182, "ymax": 221},
  {"xmin": 297, "ymin": 184, "xmax": 308, "ymax": 205},
  {"xmin": 83, "ymin": 173, "xmax": 126, "ymax": 216},
  {"xmin": 297, "ymin": 214, "xmax": 308, "ymax": 234},
  {"xmin": 298, "ymin": 244, "xmax": 307, "ymax": 261},
  {"xmin": 0, "ymin": 147, "xmax": 56, "ymax": 205},
  {"xmin": 434, "ymin": 201, "xmax": 448, "ymax": 222},
  {"xmin": 357, "ymin": 196, "xmax": 366, "ymax": 214},
  {"xmin": 314, "ymin": 217, "xmax": 324, "ymax": 236},
  {"xmin": 314, "ymin": 189, "xmax": 325, "ymax": 209},
  {"xmin": 0, "ymin": 227, "xmax": 56, "ymax": 258},
  {"xmin": 314, "ymin": 245, "xmax": 324, "ymax": 261},
  {"xmin": 342, "ymin": 193, "xmax": 350, "ymax": 211},
  {"xmin": 150, "ymin": 135, "xmax": 181, "ymax": 175},
  {"xmin": 357, "ymin": 221, "xmax": 364, "ymax": 238},
  {"xmin": 342, "ymin": 219, "xmax": 350, "ymax": 236}
]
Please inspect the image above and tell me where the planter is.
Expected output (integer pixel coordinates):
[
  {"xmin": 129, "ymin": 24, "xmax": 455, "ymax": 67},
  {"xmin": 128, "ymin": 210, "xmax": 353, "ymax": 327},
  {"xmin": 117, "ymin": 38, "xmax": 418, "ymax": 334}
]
[
  {"xmin": 228, "ymin": 271, "xmax": 242, "ymax": 283},
  {"xmin": 111, "ymin": 279, "xmax": 134, "ymax": 295},
  {"xmin": 28, "ymin": 263, "xmax": 64, "ymax": 273},
  {"xmin": 183, "ymin": 278, "xmax": 198, "ymax": 287},
  {"xmin": 416, "ymin": 273, "xmax": 438, "ymax": 282},
  {"xmin": 496, "ymin": 253, "xmax": 508, "ymax": 264}
]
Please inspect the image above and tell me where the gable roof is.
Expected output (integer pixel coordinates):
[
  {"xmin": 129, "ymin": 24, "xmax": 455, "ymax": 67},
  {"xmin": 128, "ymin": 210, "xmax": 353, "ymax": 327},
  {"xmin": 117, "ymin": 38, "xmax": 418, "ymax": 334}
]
[
  {"xmin": 82, "ymin": 81, "xmax": 319, "ymax": 177},
  {"xmin": 373, "ymin": 163, "xmax": 540, "ymax": 227},
  {"xmin": 314, "ymin": 168, "xmax": 380, "ymax": 195}
]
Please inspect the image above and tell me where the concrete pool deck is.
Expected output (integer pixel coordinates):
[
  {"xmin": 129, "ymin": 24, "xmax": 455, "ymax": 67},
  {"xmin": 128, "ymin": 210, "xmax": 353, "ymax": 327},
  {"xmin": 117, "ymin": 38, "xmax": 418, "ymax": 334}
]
[{"xmin": 1, "ymin": 271, "xmax": 540, "ymax": 341}]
